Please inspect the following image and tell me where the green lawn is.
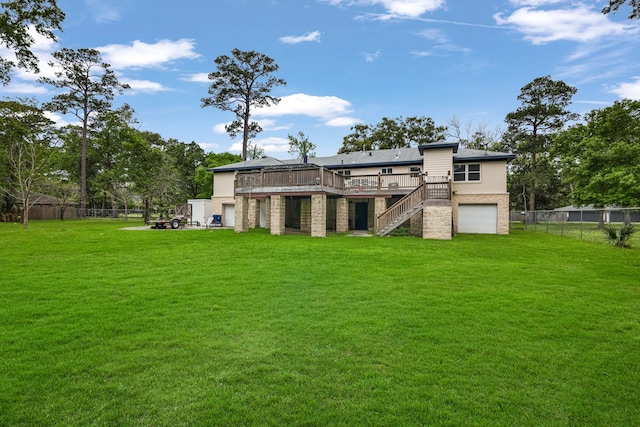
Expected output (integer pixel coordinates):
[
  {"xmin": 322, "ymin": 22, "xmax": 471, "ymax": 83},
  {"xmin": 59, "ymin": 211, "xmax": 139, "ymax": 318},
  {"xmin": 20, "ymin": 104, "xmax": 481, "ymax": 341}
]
[
  {"xmin": 1, "ymin": 220, "xmax": 639, "ymax": 426},
  {"xmin": 511, "ymin": 220, "xmax": 640, "ymax": 248}
]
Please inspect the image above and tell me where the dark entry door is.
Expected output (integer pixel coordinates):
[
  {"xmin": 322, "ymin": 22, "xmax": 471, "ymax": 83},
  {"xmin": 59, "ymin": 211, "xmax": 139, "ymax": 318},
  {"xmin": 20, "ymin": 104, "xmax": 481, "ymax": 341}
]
[{"xmin": 355, "ymin": 202, "xmax": 368, "ymax": 230}]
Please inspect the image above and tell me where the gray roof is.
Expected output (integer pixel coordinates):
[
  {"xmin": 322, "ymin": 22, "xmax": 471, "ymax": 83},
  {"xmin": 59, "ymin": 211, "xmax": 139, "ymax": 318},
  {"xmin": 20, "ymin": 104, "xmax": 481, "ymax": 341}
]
[{"xmin": 210, "ymin": 145, "xmax": 514, "ymax": 172}]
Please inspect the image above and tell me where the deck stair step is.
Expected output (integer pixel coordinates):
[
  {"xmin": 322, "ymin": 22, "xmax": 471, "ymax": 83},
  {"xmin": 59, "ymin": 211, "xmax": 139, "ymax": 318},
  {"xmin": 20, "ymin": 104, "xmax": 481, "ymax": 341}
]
[
  {"xmin": 376, "ymin": 182, "xmax": 428, "ymax": 237},
  {"xmin": 376, "ymin": 203, "xmax": 424, "ymax": 236}
]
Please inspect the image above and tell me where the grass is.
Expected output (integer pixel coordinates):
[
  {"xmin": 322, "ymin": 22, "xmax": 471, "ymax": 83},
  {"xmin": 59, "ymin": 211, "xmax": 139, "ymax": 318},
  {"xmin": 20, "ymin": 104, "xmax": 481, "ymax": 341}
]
[
  {"xmin": 511, "ymin": 220, "xmax": 640, "ymax": 249},
  {"xmin": 1, "ymin": 220, "xmax": 639, "ymax": 426}
]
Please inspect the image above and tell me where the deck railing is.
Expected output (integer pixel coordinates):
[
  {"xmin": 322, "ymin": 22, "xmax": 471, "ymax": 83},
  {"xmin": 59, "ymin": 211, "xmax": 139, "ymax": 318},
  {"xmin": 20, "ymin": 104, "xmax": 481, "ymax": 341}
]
[{"xmin": 236, "ymin": 167, "xmax": 429, "ymax": 192}]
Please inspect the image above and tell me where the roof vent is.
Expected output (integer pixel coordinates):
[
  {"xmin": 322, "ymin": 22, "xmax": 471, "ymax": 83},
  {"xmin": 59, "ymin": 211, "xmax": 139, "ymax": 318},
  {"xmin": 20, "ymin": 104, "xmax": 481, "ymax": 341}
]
[{"xmin": 368, "ymin": 151, "xmax": 372, "ymax": 156}]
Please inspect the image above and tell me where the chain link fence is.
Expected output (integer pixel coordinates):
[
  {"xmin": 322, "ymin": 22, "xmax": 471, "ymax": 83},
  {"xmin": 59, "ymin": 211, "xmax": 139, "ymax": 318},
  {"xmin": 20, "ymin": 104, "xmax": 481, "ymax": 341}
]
[
  {"xmin": 76, "ymin": 209, "xmax": 145, "ymax": 220},
  {"xmin": 510, "ymin": 207, "xmax": 640, "ymax": 245}
]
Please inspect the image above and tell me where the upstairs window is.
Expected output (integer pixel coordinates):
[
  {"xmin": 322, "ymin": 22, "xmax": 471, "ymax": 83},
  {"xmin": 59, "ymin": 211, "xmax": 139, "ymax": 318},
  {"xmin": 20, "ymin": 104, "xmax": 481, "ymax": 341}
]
[{"xmin": 454, "ymin": 164, "xmax": 481, "ymax": 182}]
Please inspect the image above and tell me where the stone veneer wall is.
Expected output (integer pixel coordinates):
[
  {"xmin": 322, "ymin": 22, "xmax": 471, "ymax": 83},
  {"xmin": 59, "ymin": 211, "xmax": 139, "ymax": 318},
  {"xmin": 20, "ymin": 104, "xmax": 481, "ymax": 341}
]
[
  {"xmin": 422, "ymin": 204, "xmax": 452, "ymax": 240},
  {"xmin": 234, "ymin": 196, "xmax": 248, "ymax": 233},
  {"xmin": 270, "ymin": 195, "xmax": 286, "ymax": 235},
  {"xmin": 264, "ymin": 198, "xmax": 271, "ymax": 229},
  {"xmin": 452, "ymin": 193, "xmax": 510, "ymax": 235},
  {"xmin": 336, "ymin": 198, "xmax": 348, "ymax": 233},
  {"xmin": 311, "ymin": 194, "xmax": 327, "ymax": 237},
  {"xmin": 300, "ymin": 198, "xmax": 311, "ymax": 232},
  {"xmin": 374, "ymin": 197, "xmax": 387, "ymax": 234},
  {"xmin": 248, "ymin": 199, "xmax": 260, "ymax": 229}
]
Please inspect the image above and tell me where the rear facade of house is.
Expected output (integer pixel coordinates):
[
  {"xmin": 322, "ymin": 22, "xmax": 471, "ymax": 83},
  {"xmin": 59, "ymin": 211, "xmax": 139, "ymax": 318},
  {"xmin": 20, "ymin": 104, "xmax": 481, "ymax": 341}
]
[{"xmin": 209, "ymin": 143, "xmax": 514, "ymax": 239}]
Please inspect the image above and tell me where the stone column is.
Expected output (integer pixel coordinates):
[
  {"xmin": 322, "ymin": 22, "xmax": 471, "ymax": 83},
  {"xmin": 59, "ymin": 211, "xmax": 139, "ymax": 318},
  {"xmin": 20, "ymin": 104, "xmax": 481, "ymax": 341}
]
[
  {"xmin": 311, "ymin": 194, "xmax": 327, "ymax": 237},
  {"xmin": 336, "ymin": 198, "xmax": 349, "ymax": 233},
  {"xmin": 248, "ymin": 199, "xmax": 260, "ymax": 229},
  {"xmin": 270, "ymin": 195, "xmax": 285, "ymax": 236},
  {"xmin": 374, "ymin": 197, "xmax": 387, "ymax": 234},
  {"xmin": 234, "ymin": 196, "xmax": 249, "ymax": 233},
  {"xmin": 264, "ymin": 198, "xmax": 271, "ymax": 229},
  {"xmin": 300, "ymin": 198, "xmax": 311, "ymax": 232},
  {"xmin": 497, "ymin": 194, "xmax": 510, "ymax": 235}
]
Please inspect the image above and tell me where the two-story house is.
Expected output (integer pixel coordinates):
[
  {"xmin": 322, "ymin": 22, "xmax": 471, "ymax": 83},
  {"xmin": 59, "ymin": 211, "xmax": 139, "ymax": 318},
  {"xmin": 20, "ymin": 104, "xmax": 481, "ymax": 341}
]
[{"xmin": 209, "ymin": 142, "xmax": 515, "ymax": 239}]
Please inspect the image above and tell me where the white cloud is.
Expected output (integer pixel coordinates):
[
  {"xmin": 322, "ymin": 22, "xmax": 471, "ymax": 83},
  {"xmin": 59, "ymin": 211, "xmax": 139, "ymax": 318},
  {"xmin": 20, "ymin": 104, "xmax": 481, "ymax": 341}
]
[
  {"xmin": 364, "ymin": 50, "xmax": 381, "ymax": 62},
  {"xmin": 324, "ymin": 0, "xmax": 445, "ymax": 18},
  {"xmin": 83, "ymin": 0, "xmax": 122, "ymax": 23},
  {"xmin": 325, "ymin": 116, "xmax": 361, "ymax": 127},
  {"xmin": 213, "ymin": 120, "xmax": 290, "ymax": 135},
  {"xmin": 182, "ymin": 73, "xmax": 210, "ymax": 83},
  {"xmin": 254, "ymin": 93, "xmax": 354, "ymax": 123},
  {"xmin": 120, "ymin": 78, "xmax": 169, "ymax": 93},
  {"xmin": 410, "ymin": 50, "xmax": 435, "ymax": 57},
  {"xmin": 509, "ymin": 0, "xmax": 564, "ymax": 5},
  {"xmin": 98, "ymin": 39, "xmax": 200, "ymax": 70},
  {"xmin": 198, "ymin": 142, "xmax": 221, "ymax": 153},
  {"xmin": 0, "ymin": 82, "xmax": 48, "ymax": 94},
  {"xmin": 228, "ymin": 137, "xmax": 290, "ymax": 154},
  {"xmin": 416, "ymin": 28, "xmax": 449, "ymax": 43},
  {"xmin": 494, "ymin": 5, "xmax": 637, "ymax": 45},
  {"xmin": 280, "ymin": 31, "xmax": 322, "ymax": 44},
  {"xmin": 44, "ymin": 111, "xmax": 76, "ymax": 128},
  {"xmin": 259, "ymin": 119, "xmax": 292, "ymax": 132},
  {"xmin": 211, "ymin": 93, "xmax": 355, "ymax": 140},
  {"xmin": 608, "ymin": 78, "xmax": 640, "ymax": 99}
]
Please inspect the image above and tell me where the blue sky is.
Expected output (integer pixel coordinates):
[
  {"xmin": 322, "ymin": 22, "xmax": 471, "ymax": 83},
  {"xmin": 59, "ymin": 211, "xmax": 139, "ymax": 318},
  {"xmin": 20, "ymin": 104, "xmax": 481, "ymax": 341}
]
[{"xmin": 1, "ymin": 0, "xmax": 639, "ymax": 157}]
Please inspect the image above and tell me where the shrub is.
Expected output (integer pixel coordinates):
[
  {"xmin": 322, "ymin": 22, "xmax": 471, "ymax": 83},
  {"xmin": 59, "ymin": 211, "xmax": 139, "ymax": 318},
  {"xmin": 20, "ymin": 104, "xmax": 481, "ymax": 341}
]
[{"xmin": 603, "ymin": 223, "xmax": 636, "ymax": 248}]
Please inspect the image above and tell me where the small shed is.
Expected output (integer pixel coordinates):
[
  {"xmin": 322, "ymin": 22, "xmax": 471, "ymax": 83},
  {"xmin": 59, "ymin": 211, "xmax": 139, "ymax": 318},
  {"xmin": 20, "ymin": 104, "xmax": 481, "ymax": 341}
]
[{"xmin": 188, "ymin": 199, "xmax": 213, "ymax": 226}]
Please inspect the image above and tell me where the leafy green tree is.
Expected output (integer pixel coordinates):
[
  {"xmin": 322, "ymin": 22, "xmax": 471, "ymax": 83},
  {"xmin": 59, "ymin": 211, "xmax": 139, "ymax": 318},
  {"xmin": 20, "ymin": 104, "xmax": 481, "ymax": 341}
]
[
  {"xmin": 288, "ymin": 131, "xmax": 316, "ymax": 161},
  {"xmin": 127, "ymin": 131, "xmax": 182, "ymax": 222},
  {"xmin": 338, "ymin": 116, "xmax": 446, "ymax": 153},
  {"xmin": 602, "ymin": 0, "xmax": 640, "ymax": 19},
  {"xmin": 0, "ymin": 98, "xmax": 57, "ymax": 228},
  {"xmin": 165, "ymin": 139, "xmax": 205, "ymax": 200},
  {"xmin": 91, "ymin": 104, "xmax": 139, "ymax": 217},
  {"xmin": 39, "ymin": 48, "xmax": 129, "ymax": 215},
  {"xmin": 0, "ymin": 0, "xmax": 64, "ymax": 84},
  {"xmin": 201, "ymin": 48, "xmax": 286, "ymax": 161},
  {"xmin": 555, "ymin": 99, "xmax": 640, "ymax": 210},
  {"xmin": 507, "ymin": 153, "xmax": 568, "ymax": 211},
  {"xmin": 504, "ymin": 76, "xmax": 578, "ymax": 212}
]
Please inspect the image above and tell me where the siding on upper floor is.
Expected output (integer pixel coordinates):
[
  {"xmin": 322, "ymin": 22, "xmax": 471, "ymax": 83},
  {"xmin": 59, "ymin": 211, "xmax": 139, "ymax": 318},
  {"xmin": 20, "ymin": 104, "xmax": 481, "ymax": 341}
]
[{"xmin": 423, "ymin": 147, "xmax": 454, "ymax": 178}]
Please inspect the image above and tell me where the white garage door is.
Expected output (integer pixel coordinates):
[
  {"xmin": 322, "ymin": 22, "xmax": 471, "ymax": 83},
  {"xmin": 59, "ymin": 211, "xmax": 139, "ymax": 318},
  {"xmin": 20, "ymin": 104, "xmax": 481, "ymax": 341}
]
[
  {"xmin": 458, "ymin": 204, "xmax": 497, "ymax": 234},
  {"xmin": 223, "ymin": 204, "xmax": 235, "ymax": 227}
]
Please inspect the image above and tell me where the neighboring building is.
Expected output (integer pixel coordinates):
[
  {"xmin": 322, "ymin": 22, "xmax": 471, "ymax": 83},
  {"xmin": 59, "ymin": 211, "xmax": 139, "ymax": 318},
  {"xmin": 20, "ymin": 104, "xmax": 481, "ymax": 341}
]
[
  {"xmin": 209, "ymin": 143, "xmax": 515, "ymax": 239},
  {"xmin": 554, "ymin": 205, "xmax": 640, "ymax": 223}
]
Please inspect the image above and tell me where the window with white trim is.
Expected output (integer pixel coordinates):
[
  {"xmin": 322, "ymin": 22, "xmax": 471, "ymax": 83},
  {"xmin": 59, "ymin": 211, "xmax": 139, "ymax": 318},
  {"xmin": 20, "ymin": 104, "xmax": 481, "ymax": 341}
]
[
  {"xmin": 453, "ymin": 163, "xmax": 481, "ymax": 182},
  {"xmin": 382, "ymin": 168, "xmax": 393, "ymax": 174}
]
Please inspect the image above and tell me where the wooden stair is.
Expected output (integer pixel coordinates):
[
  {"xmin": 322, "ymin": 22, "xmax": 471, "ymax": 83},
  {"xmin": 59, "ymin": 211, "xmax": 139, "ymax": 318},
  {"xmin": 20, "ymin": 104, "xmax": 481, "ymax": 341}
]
[{"xmin": 376, "ymin": 182, "xmax": 427, "ymax": 236}]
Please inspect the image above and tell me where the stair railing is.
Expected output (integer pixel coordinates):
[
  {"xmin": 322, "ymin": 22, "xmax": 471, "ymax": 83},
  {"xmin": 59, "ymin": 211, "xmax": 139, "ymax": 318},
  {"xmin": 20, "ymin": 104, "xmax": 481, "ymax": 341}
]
[{"xmin": 376, "ymin": 182, "xmax": 427, "ymax": 235}]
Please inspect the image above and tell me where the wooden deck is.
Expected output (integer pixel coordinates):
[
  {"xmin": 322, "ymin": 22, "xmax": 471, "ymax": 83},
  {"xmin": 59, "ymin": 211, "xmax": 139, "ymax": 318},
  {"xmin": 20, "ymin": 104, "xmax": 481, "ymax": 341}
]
[{"xmin": 235, "ymin": 165, "xmax": 450, "ymax": 198}]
